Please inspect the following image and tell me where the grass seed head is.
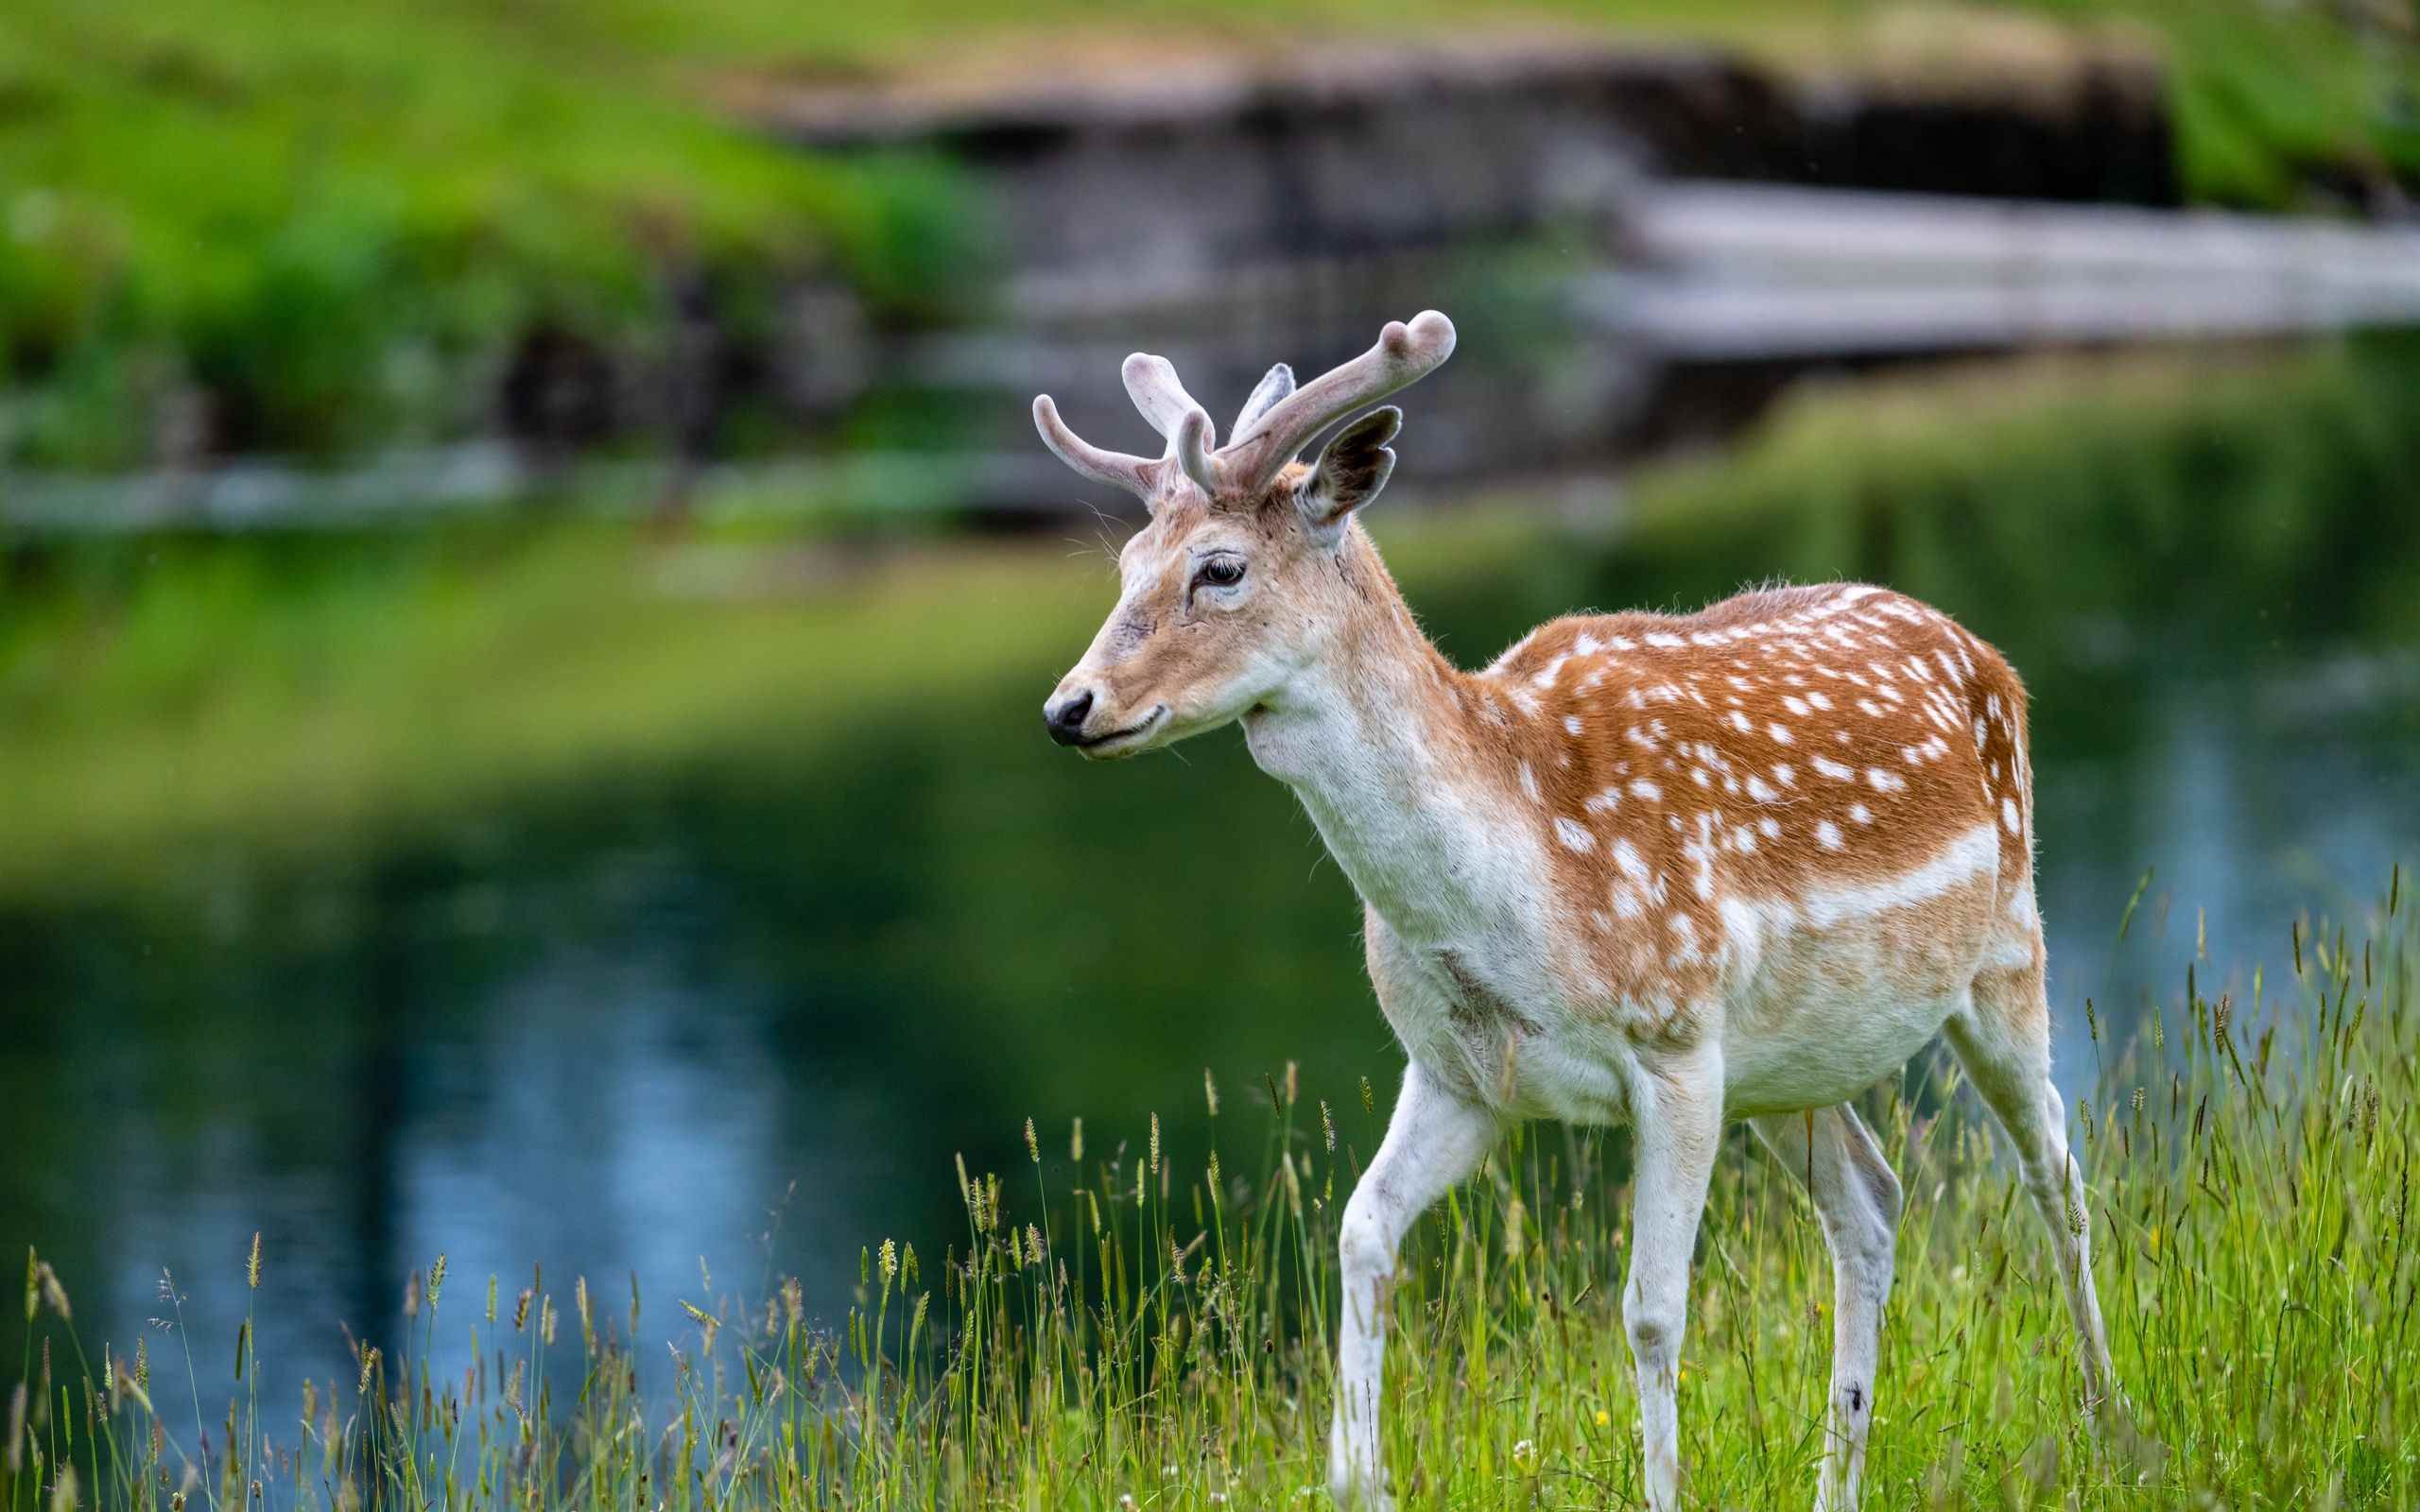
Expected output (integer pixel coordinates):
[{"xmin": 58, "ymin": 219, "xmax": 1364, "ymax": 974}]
[
  {"xmin": 1024, "ymin": 1117, "xmax": 1039, "ymax": 1164},
  {"xmin": 36, "ymin": 1262, "xmax": 69, "ymax": 1322},
  {"xmin": 428, "ymin": 1253, "xmax": 446, "ymax": 1307},
  {"xmin": 1071, "ymin": 1117, "xmax": 1084, "ymax": 1162},
  {"xmin": 1150, "ymin": 1112, "xmax": 1161, "ymax": 1177},
  {"xmin": 246, "ymin": 1232, "xmax": 261, "ymax": 1291},
  {"xmin": 1204, "ymin": 1068, "xmax": 1219, "ymax": 1117}
]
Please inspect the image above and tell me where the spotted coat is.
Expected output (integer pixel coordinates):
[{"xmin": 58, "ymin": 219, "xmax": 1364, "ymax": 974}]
[{"xmin": 1460, "ymin": 582, "xmax": 2032, "ymax": 1040}]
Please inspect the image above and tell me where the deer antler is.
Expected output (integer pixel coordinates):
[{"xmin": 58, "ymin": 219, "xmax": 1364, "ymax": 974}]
[
  {"xmin": 1033, "ymin": 311, "xmax": 1456, "ymax": 502},
  {"xmin": 1030, "ymin": 395, "xmax": 1161, "ymax": 499},
  {"xmin": 1219, "ymin": 311, "xmax": 1455, "ymax": 491}
]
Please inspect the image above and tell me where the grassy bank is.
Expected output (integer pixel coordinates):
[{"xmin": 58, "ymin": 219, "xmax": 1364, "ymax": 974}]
[
  {"xmin": 9, "ymin": 882, "xmax": 2414, "ymax": 1508},
  {"xmin": 5, "ymin": 336, "xmax": 2416, "ymax": 907},
  {"xmin": 5, "ymin": 0, "xmax": 2416, "ymax": 464}
]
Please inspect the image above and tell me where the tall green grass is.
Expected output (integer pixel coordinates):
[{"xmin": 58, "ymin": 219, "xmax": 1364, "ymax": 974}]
[{"xmin": 9, "ymin": 878, "xmax": 2414, "ymax": 1508}]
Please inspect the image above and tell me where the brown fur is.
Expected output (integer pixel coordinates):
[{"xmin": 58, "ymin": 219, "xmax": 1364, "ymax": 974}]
[{"xmin": 1455, "ymin": 581, "xmax": 2032, "ymax": 1026}]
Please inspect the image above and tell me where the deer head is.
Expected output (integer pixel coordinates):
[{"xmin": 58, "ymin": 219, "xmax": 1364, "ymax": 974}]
[{"xmin": 1036, "ymin": 311, "xmax": 1457, "ymax": 757}]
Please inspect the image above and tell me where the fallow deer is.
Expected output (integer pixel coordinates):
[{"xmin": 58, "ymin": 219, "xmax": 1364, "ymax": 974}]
[{"xmin": 1034, "ymin": 312, "xmax": 2121, "ymax": 1511}]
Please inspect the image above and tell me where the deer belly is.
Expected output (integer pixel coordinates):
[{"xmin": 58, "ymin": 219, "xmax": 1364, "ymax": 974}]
[{"xmin": 1717, "ymin": 874, "xmax": 1995, "ymax": 1116}]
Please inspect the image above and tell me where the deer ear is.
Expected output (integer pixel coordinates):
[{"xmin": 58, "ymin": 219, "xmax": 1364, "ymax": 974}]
[{"xmin": 1300, "ymin": 406, "xmax": 1400, "ymax": 542}]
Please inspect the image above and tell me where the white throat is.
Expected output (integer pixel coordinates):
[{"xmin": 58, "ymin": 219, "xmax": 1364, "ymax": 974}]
[{"xmin": 1246, "ymin": 653, "xmax": 1518, "ymax": 948}]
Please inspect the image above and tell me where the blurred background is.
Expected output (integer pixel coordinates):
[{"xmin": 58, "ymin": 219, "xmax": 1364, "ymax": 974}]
[{"xmin": 3, "ymin": 0, "xmax": 2418, "ymax": 1407}]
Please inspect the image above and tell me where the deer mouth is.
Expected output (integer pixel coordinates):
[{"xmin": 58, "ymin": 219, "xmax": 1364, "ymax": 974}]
[{"xmin": 1074, "ymin": 704, "xmax": 1169, "ymax": 758}]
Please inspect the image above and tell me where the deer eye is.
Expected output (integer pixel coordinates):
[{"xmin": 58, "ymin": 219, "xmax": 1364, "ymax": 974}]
[{"xmin": 1195, "ymin": 557, "xmax": 1246, "ymax": 590}]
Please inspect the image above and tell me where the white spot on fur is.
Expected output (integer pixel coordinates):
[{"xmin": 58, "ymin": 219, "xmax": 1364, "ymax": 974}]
[
  {"xmin": 1866, "ymin": 767, "xmax": 1907, "ymax": 793},
  {"xmin": 1565, "ymin": 715, "xmax": 1584, "ymax": 736},
  {"xmin": 1813, "ymin": 756, "xmax": 1857, "ymax": 782},
  {"xmin": 1745, "ymin": 775, "xmax": 1780, "ymax": 803},
  {"xmin": 1769, "ymin": 723, "xmax": 1795, "ymax": 745},
  {"xmin": 1816, "ymin": 820, "xmax": 1845, "ymax": 851},
  {"xmin": 1518, "ymin": 763, "xmax": 1541, "ymax": 803},
  {"xmin": 1613, "ymin": 838, "xmax": 1651, "ymax": 885},
  {"xmin": 1630, "ymin": 779, "xmax": 1662, "ymax": 802},
  {"xmin": 1849, "ymin": 802, "xmax": 1873, "ymax": 825},
  {"xmin": 2002, "ymin": 797, "xmax": 2022, "ymax": 834},
  {"xmin": 1800, "ymin": 824, "xmax": 1998, "ymax": 928},
  {"xmin": 1555, "ymin": 816, "xmax": 1596, "ymax": 853}
]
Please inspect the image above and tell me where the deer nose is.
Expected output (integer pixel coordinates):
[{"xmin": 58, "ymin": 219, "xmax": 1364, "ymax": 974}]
[{"xmin": 1044, "ymin": 689, "xmax": 1096, "ymax": 747}]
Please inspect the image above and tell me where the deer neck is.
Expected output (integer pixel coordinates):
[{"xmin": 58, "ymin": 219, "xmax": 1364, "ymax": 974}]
[{"xmin": 1243, "ymin": 530, "xmax": 1517, "ymax": 947}]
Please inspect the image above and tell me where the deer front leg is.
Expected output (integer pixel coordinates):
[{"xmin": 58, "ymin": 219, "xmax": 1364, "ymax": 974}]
[
  {"xmin": 1623, "ymin": 1043, "xmax": 1724, "ymax": 1512},
  {"xmin": 1329, "ymin": 1062, "xmax": 1496, "ymax": 1510},
  {"xmin": 1750, "ymin": 1106, "xmax": 1903, "ymax": 1512}
]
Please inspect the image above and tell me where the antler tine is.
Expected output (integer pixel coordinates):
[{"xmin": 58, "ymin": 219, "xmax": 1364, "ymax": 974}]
[
  {"xmin": 1173, "ymin": 407, "xmax": 1219, "ymax": 495},
  {"xmin": 1221, "ymin": 311, "xmax": 1456, "ymax": 490},
  {"xmin": 1121, "ymin": 354, "xmax": 1218, "ymax": 453},
  {"xmin": 1233, "ymin": 363, "xmax": 1295, "ymax": 438},
  {"xmin": 1032, "ymin": 395, "xmax": 1160, "ymax": 499}
]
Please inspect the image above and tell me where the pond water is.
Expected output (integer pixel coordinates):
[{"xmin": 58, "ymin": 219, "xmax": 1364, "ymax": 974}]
[{"xmin": 4, "ymin": 350, "xmax": 2416, "ymax": 1409}]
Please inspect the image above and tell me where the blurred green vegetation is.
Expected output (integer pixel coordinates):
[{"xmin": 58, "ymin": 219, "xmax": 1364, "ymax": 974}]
[
  {"xmin": 2, "ymin": 0, "xmax": 2415, "ymax": 466},
  {"xmin": 3, "ymin": 334, "xmax": 2414, "ymax": 907}
]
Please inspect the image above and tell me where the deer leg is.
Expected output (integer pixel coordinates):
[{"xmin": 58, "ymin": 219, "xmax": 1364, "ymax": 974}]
[
  {"xmin": 1944, "ymin": 956, "xmax": 2121, "ymax": 1418},
  {"xmin": 1750, "ymin": 1106, "xmax": 1903, "ymax": 1512},
  {"xmin": 1329, "ymin": 1062, "xmax": 1496, "ymax": 1510},
  {"xmin": 1623, "ymin": 1042, "xmax": 1724, "ymax": 1512}
]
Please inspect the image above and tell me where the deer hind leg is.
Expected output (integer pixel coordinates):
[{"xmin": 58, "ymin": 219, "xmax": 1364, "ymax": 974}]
[
  {"xmin": 1328, "ymin": 1062, "xmax": 1496, "ymax": 1511},
  {"xmin": 1623, "ymin": 1040, "xmax": 1725, "ymax": 1512},
  {"xmin": 1750, "ymin": 1105, "xmax": 1902, "ymax": 1512},
  {"xmin": 1943, "ymin": 940, "xmax": 2121, "ymax": 1417}
]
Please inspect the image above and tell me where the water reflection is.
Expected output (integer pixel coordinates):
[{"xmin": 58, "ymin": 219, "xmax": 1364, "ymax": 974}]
[{"xmin": 4, "ymin": 470, "xmax": 2415, "ymax": 1415}]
